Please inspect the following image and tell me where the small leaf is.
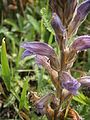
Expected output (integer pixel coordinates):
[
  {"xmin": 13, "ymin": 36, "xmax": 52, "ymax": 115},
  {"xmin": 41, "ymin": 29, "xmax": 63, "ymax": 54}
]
[
  {"xmin": 40, "ymin": 8, "xmax": 55, "ymax": 35},
  {"xmin": 1, "ymin": 38, "xmax": 11, "ymax": 91},
  {"xmin": 19, "ymin": 80, "xmax": 28, "ymax": 110}
]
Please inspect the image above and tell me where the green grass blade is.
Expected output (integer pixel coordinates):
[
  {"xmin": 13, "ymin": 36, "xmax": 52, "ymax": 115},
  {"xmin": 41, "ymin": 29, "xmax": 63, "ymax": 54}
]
[
  {"xmin": 27, "ymin": 14, "xmax": 40, "ymax": 33},
  {"xmin": 73, "ymin": 92, "xmax": 90, "ymax": 105},
  {"xmin": 1, "ymin": 38, "xmax": 11, "ymax": 91},
  {"xmin": 19, "ymin": 79, "xmax": 28, "ymax": 110}
]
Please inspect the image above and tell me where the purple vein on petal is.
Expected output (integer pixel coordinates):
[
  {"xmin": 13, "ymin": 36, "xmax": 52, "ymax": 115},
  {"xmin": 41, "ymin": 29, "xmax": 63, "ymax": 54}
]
[{"xmin": 21, "ymin": 42, "xmax": 56, "ymax": 58}]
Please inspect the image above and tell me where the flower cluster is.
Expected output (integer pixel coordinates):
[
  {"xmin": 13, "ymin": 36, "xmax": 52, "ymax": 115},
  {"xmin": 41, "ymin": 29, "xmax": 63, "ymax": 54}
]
[{"xmin": 21, "ymin": 0, "xmax": 90, "ymax": 119}]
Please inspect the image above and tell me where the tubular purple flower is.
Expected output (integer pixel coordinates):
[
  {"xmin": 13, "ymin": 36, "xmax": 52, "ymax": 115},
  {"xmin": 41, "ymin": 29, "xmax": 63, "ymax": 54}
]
[
  {"xmin": 68, "ymin": 0, "xmax": 90, "ymax": 37},
  {"xmin": 35, "ymin": 93, "xmax": 55, "ymax": 115},
  {"xmin": 61, "ymin": 71, "xmax": 81, "ymax": 95},
  {"xmin": 70, "ymin": 35, "xmax": 90, "ymax": 52},
  {"xmin": 78, "ymin": 76, "xmax": 90, "ymax": 87},
  {"xmin": 21, "ymin": 42, "xmax": 60, "ymax": 71},
  {"xmin": 21, "ymin": 42, "xmax": 56, "ymax": 58}
]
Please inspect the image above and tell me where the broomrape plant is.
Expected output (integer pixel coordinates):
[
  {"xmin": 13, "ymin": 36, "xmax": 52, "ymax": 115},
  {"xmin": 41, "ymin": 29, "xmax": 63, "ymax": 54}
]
[{"xmin": 21, "ymin": 0, "xmax": 90, "ymax": 119}]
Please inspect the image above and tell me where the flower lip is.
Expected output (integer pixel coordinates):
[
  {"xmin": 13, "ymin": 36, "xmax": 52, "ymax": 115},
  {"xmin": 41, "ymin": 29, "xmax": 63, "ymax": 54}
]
[
  {"xmin": 62, "ymin": 80, "xmax": 81, "ymax": 95},
  {"xmin": 61, "ymin": 71, "xmax": 81, "ymax": 95},
  {"xmin": 21, "ymin": 50, "xmax": 33, "ymax": 59}
]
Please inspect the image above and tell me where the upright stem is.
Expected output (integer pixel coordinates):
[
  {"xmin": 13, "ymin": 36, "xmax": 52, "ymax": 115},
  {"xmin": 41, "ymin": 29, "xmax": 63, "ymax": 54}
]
[
  {"xmin": 58, "ymin": 32, "xmax": 66, "ymax": 103},
  {"xmin": 54, "ymin": 32, "xmax": 67, "ymax": 120}
]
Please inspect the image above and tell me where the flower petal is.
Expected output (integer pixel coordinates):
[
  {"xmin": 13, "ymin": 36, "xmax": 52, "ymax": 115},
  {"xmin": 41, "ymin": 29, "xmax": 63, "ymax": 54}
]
[
  {"xmin": 78, "ymin": 76, "xmax": 90, "ymax": 87},
  {"xmin": 51, "ymin": 13, "xmax": 66, "ymax": 46},
  {"xmin": 68, "ymin": 0, "xmax": 90, "ymax": 37},
  {"xmin": 61, "ymin": 71, "xmax": 81, "ymax": 95},
  {"xmin": 21, "ymin": 42, "xmax": 56, "ymax": 58},
  {"xmin": 22, "ymin": 50, "xmax": 33, "ymax": 59},
  {"xmin": 51, "ymin": 13, "xmax": 65, "ymax": 36},
  {"xmin": 35, "ymin": 93, "xmax": 55, "ymax": 115},
  {"xmin": 35, "ymin": 55, "xmax": 49, "ymax": 66},
  {"xmin": 70, "ymin": 35, "xmax": 90, "ymax": 52}
]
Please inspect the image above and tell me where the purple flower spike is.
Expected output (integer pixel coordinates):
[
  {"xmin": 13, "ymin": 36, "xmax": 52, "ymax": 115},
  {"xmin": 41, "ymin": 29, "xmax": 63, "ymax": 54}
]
[
  {"xmin": 78, "ymin": 76, "xmax": 90, "ymax": 87},
  {"xmin": 61, "ymin": 72, "xmax": 81, "ymax": 95},
  {"xmin": 70, "ymin": 35, "xmax": 90, "ymax": 52},
  {"xmin": 68, "ymin": 0, "xmax": 90, "ymax": 37}
]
